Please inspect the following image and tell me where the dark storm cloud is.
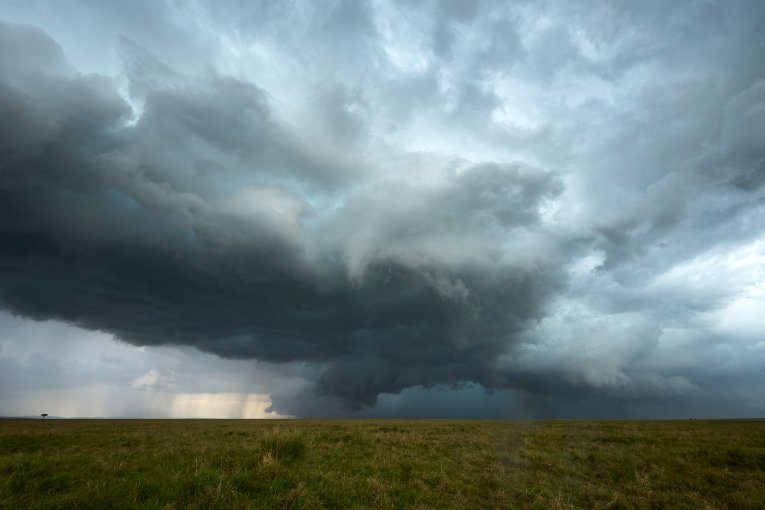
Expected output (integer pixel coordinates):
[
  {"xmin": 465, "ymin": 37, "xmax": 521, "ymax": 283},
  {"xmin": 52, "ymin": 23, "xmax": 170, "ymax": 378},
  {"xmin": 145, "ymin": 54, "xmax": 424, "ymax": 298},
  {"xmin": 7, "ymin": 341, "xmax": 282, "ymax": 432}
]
[
  {"xmin": 116, "ymin": 36, "xmax": 362, "ymax": 190},
  {"xmin": 0, "ymin": 21, "xmax": 568, "ymax": 411},
  {"xmin": 1, "ymin": 0, "xmax": 765, "ymax": 418}
]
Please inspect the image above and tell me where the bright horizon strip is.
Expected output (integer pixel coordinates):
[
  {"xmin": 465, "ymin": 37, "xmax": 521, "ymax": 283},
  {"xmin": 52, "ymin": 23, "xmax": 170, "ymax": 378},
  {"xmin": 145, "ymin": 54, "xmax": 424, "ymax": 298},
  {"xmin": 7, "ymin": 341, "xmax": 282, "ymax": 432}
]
[{"xmin": 1, "ymin": 387, "xmax": 283, "ymax": 419}]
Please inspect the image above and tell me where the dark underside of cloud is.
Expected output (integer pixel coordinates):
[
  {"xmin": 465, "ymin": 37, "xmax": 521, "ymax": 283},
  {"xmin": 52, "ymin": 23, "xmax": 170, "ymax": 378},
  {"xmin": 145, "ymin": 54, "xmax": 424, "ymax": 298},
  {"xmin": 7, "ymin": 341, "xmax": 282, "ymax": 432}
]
[
  {"xmin": 1, "ymin": 0, "xmax": 765, "ymax": 418},
  {"xmin": 0, "ymin": 21, "xmax": 570, "ymax": 412}
]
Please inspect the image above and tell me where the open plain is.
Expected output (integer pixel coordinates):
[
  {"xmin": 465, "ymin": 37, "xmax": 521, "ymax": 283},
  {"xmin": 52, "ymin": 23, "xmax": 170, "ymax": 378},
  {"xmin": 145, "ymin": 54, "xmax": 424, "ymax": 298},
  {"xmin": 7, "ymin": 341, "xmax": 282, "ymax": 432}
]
[{"xmin": 1, "ymin": 419, "xmax": 764, "ymax": 509}]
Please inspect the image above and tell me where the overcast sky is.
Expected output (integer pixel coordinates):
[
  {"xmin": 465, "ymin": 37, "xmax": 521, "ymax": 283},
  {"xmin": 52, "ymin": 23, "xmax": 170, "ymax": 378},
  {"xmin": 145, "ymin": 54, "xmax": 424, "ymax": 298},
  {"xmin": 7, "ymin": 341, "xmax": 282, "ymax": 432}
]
[{"xmin": 1, "ymin": 0, "xmax": 764, "ymax": 419}]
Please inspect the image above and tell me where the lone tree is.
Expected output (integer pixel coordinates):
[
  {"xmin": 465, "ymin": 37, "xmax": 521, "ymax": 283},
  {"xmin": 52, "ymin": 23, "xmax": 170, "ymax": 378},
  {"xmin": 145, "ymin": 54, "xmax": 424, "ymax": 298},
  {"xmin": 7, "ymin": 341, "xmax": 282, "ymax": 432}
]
[{"xmin": 41, "ymin": 413, "xmax": 48, "ymax": 420}]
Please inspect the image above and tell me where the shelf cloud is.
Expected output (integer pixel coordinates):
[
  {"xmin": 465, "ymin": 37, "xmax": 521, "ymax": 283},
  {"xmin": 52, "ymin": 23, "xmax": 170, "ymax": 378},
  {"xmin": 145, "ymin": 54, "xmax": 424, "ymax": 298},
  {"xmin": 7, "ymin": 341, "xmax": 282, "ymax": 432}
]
[{"xmin": 1, "ymin": 1, "xmax": 764, "ymax": 418}]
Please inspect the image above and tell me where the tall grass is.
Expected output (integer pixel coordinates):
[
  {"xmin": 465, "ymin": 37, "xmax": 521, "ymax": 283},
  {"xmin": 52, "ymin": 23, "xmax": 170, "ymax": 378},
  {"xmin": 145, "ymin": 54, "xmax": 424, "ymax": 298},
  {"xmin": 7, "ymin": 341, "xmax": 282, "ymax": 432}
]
[{"xmin": 259, "ymin": 428, "xmax": 308, "ymax": 462}]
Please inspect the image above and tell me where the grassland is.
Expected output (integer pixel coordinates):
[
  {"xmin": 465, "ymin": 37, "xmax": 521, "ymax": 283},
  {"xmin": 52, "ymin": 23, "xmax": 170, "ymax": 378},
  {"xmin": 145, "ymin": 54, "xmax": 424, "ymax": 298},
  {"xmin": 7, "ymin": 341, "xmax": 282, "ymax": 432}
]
[{"xmin": 1, "ymin": 419, "xmax": 764, "ymax": 509}]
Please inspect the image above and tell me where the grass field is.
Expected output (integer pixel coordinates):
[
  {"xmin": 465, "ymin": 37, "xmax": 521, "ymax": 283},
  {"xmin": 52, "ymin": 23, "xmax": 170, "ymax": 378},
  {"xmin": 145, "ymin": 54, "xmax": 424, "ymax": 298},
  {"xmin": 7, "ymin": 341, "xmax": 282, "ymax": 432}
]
[{"xmin": 1, "ymin": 419, "xmax": 764, "ymax": 509}]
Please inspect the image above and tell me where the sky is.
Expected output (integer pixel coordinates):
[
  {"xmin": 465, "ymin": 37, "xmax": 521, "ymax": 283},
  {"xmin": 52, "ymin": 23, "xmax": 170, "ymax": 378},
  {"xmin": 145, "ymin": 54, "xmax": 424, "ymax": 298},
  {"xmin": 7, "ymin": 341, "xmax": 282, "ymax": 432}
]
[{"xmin": 0, "ymin": 0, "xmax": 764, "ymax": 419}]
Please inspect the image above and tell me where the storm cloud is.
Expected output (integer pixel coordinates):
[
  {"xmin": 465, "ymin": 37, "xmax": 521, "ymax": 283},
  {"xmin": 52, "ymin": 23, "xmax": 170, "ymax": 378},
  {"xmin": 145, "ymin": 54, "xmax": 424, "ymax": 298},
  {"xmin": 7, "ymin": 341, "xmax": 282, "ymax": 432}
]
[{"xmin": 1, "ymin": 1, "xmax": 764, "ymax": 418}]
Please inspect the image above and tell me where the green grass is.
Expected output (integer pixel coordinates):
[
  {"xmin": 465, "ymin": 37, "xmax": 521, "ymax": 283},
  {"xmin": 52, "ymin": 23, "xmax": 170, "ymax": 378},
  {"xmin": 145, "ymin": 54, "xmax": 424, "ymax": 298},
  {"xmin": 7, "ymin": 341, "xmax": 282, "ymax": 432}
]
[{"xmin": 1, "ymin": 419, "xmax": 763, "ymax": 509}]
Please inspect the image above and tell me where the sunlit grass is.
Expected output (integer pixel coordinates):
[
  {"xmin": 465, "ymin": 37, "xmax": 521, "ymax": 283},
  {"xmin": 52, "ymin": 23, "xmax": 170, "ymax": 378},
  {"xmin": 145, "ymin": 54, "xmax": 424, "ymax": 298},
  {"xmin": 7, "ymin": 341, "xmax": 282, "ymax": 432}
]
[{"xmin": 1, "ymin": 419, "xmax": 763, "ymax": 509}]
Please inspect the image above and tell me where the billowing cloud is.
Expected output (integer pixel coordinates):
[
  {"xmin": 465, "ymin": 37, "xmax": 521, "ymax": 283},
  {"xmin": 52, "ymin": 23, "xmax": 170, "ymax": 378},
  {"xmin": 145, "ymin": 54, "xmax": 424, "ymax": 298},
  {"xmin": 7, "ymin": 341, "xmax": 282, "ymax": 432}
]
[{"xmin": 0, "ymin": 1, "xmax": 764, "ymax": 418}]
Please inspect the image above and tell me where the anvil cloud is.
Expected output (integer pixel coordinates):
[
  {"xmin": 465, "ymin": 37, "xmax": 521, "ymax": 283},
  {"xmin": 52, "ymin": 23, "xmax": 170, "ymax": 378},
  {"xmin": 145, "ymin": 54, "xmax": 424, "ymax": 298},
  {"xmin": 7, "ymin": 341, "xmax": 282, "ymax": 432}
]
[{"xmin": 1, "ymin": 1, "xmax": 764, "ymax": 418}]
